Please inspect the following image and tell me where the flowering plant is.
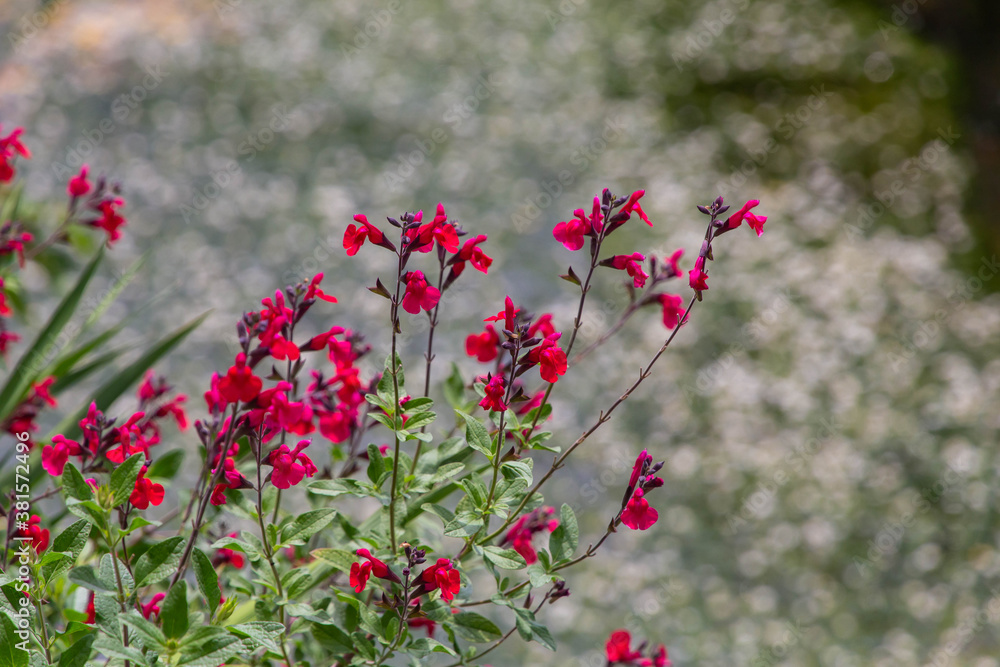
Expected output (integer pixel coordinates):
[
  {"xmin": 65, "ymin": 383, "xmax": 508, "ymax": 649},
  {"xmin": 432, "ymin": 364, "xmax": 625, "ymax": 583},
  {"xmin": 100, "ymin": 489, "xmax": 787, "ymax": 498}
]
[{"xmin": 0, "ymin": 126, "xmax": 766, "ymax": 666}]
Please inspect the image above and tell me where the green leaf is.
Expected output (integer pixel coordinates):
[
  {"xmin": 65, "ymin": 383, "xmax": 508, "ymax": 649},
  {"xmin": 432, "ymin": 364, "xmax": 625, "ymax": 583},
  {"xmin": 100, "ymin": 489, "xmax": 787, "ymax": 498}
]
[
  {"xmin": 65, "ymin": 499, "xmax": 106, "ymax": 530},
  {"xmin": 456, "ymin": 410, "xmax": 493, "ymax": 458},
  {"xmin": 281, "ymin": 568, "xmax": 313, "ymax": 600},
  {"xmin": 357, "ymin": 602, "xmax": 382, "ymax": 638},
  {"xmin": 549, "ymin": 503, "xmax": 579, "ymax": 562},
  {"xmin": 307, "ymin": 478, "xmax": 373, "ymax": 499},
  {"xmin": 91, "ymin": 636, "xmax": 146, "ymax": 664},
  {"xmin": 459, "ymin": 475, "xmax": 489, "ymax": 509},
  {"xmin": 443, "ymin": 363, "xmax": 466, "ymax": 409},
  {"xmin": 311, "ymin": 548, "xmax": 356, "ymax": 574},
  {"xmin": 481, "ymin": 546, "xmax": 527, "ymax": 570},
  {"xmin": 444, "ymin": 512, "xmax": 483, "ymax": 538},
  {"xmin": 280, "ymin": 508, "xmax": 337, "ymax": 545},
  {"xmin": 0, "ymin": 247, "xmax": 104, "ymax": 422},
  {"xmin": 47, "ymin": 325, "xmax": 126, "ymax": 389},
  {"xmin": 409, "ymin": 636, "xmax": 458, "ymax": 658},
  {"xmin": 61, "ymin": 463, "xmax": 93, "ymax": 501},
  {"xmin": 161, "ymin": 581, "xmax": 189, "ymax": 639},
  {"xmin": 192, "ymin": 548, "xmax": 221, "ymax": 618},
  {"xmin": 402, "ymin": 410, "xmax": 436, "ymax": 430},
  {"xmin": 526, "ymin": 564, "xmax": 555, "ymax": 588},
  {"xmin": 42, "ymin": 519, "xmax": 91, "ymax": 580},
  {"xmin": 177, "ymin": 635, "xmax": 241, "ymax": 666},
  {"xmin": 0, "ymin": 614, "xmax": 29, "ymax": 667},
  {"xmin": 147, "ymin": 449, "xmax": 186, "ymax": 480},
  {"xmin": 451, "ymin": 611, "xmax": 502, "ymax": 643},
  {"xmin": 134, "ymin": 535, "xmax": 186, "ymax": 587},
  {"xmin": 110, "ymin": 453, "xmax": 145, "ymax": 508},
  {"xmin": 67, "ymin": 565, "xmax": 116, "ymax": 593},
  {"xmin": 57, "ymin": 631, "xmax": 95, "ymax": 667},
  {"xmin": 366, "ymin": 443, "xmax": 386, "ymax": 486},
  {"xmin": 120, "ymin": 610, "xmax": 167, "ymax": 648},
  {"xmin": 51, "ymin": 311, "xmax": 209, "ymax": 440},
  {"xmin": 227, "ymin": 621, "xmax": 285, "ymax": 654}
]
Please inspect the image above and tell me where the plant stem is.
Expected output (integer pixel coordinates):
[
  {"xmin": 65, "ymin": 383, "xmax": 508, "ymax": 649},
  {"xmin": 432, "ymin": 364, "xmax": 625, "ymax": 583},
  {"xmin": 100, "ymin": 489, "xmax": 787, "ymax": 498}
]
[
  {"xmin": 34, "ymin": 596, "xmax": 52, "ymax": 664},
  {"xmin": 388, "ymin": 235, "xmax": 406, "ymax": 555},
  {"xmin": 106, "ymin": 532, "xmax": 131, "ymax": 667},
  {"xmin": 410, "ymin": 253, "xmax": 446, "ymax": 474},
  {"xmin": 255, "ymin": 441, "xmax": 294, "ymax": 667}
]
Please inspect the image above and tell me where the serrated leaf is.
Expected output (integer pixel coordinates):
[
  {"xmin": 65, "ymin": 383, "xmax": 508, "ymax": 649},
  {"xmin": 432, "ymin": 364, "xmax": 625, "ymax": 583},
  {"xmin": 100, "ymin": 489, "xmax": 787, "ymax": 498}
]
[
  {"xmin": 134, "ymin": 536, "xmax": 185, "ymax": 587},
  {"xmin": 408, "ymin": 636, "xmax": 458, "ymax": 658},
  {"xmin": 456, "ymin": 410, "xmax": 493, "ymax": 458},
  {"xmin": 451, "ymin": 611, "xmax": 502, "ymax": 643},
  {"xmin": 481, "ymin": 546, "xmax": 527, "ymax": 570},
  {"xmin": 526, "ymin": 564, "xmax": 555, "ymax": 588},
  {"xmin": 444, "ymin": 512, "xmax": 483, "ymax": 538},
  {"xmin": 110, "ymin": 453, "xmax": 145, "ymax": 508},
  {"xmin": 311, "ymin": 548, "xmax": 356, "ymax": 574},
  {"xmin": 42, "ymin": 519, "xmax": 90, "ymax": 580},
  {"xmin": 192, "ymin": 548, "xmax": 221, "ymax": 618},
  {"xmin": 92, "ymin": 636, "xmax": 146, "ymax": 664},
  {"xmin": 0, "ymin": 614, "xmax": 29, "ymax": 667},
  {"xmin": 177, "ymin": 635, "xmax": 241, "ymax": 666},
  {"xmin": 120, "ymin": 610, "xmax": 167, "ymax": 648},
  {"xmin": 227, "ymin": 621, "xmax": 284, "ymax": 653},
  {"xmin": 280, "ymin": 508, "xmax": 337, "ymax": 545}
]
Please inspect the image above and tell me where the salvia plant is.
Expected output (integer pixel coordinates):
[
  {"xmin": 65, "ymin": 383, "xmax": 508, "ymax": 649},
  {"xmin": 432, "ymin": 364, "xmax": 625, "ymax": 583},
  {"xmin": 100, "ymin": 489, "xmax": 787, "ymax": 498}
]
[{"xmin": 0, "ymin": 123, "xmax": 767, "ymax": 666}]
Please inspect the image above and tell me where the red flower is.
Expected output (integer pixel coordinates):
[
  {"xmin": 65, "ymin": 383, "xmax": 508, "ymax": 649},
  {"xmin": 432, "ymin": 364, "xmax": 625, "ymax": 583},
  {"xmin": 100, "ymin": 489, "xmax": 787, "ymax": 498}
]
[
  {"xmin": 270, "ymin": 336, "xmax": 301, "ymax": 361},
  {"xmin": 664, "ymin": 249, "xmax": 684, "ymax": 277},
  {"xmin": 414, "ymin": 203, "xmax": 460, "ymax": 253},
  {"xmin": 621, "ymin": 190, "xmax": 652, "ymax": 226},
  {"xmin": 452, "ymin": 234, "xmax": 492, "ymax": 274},
  {"xmin": 641, "ymin": 645, "xmax": 671, "ymax": 667},
  {"xmin": 344, "ymin": 214, "xmax": 386, "ymax": 256},
  {"xmin": 628, "ymin": 450, "xmax": 649, "ymax": 491},
  {"xmin": 265, "ymin": 391, "xmax": 314, "ymax": 438},
  {"xmin": 85, "ymin": 592, "xmax": 96, "ymax": 624},
  {"xmin": 90, "ymin": 198, "xmax": 127, "ymax": 246},
  {"xmin": 0, "ymin": 126, "xmax": 30, "ymax": 182},
  {"xmin": 268, "ymin": 439, "xmax": 317, "ymax": 489},
  {"xmin": 525, "ymin": 334, "xmax": 568, "ymax": 383},
  {"xmin": 305, "ymin": 273, "xmax": 338, "ymax": 303},
  {"xmin": 527, "ymin": 313, "xmax": 556, "ymax": 339},
  {"xmin": 350, "ymin": 548, "xmax": 401, "ymax": 592},
  {"xmin": 484, "ymin": 296, "xmax": 519, "ymax": 332},
  {"xmin": 130, "ymin": 466, "xmax": 165, "ymax": 510},
  {"xmin": 621, "ymin": 488, "xmax": 659, "ymax": 530},
  {"xmin": 420, "ymin": 558, "xmax": 461, "ymax": 601},
  {"xmin": 407, "ymin": 615, "xmax": 436, "ymax": 637},
  {"xmin": 688, "ymin": 255, "xmax": 709, "ymax": 293},
  {"xmin": 105, "ymin": 412, "xmax": 150, "ymax": 464},
  {"xmin": 502, "ymin": 507, "xmax": 558, "ymax": 564},
  {"xmin": 210, "ymin": 457, "xmax": 249, "ymax": 506},
  {"xmin": 0, "ymin": 330, "xmax": 20, "ymax": 357},
  {"xmin": 41, "ymin": 435, "xmax": 82, "ymax": 476},
  {"xmin": 553, "ymin": 214, "xmax": 589, "ymax": 251},
  {"xmin": 68, "ymin": 165, "xmax": 91, "ymax": 198},
  {"xmin": 606, "ymin": 630, "xmax": 642, "ymax": 663},
  {"xmin": 350, "ymin": 560, "xmax": 372, "ymax": 593},
  {"xmin": 30, "ymin": 377, "xmax": 57, "ymax": 408},
  {"xmin": 608, "ymin": 253, "xmax": 649, "ymax": 288},
  {"xmin": 141, "ymin": 593, "xmax": 165, "ymax": 620},
  {"xmin": 79, "ymin": 402, "xmax": 102, "ymax": 454},
  {"xmin": 656, "ymin": 293, "xmax": 687, "ymax": 330},
  {"xmin": 466, "ymin": 324, "xmax": 500, "ymax": 362},
  {"xmin": 19, "ymin": 515, "xmax": 49, "ymax": 552},
  {"xmin": 218, "ymin": 353, "xmax": 263, "ymax": 404},
  {"xmin": 725, "ymin": 199, "xmax": 767, "ymax": 236},
  {"xmin": 0, "ymin": 277, "xmax": 11, "ymax": 317},
  {"xmin": 318, "ymin": 408, "xmax": 353, "ymax": 444},
  {"xmin": 478, "ymin": 375, "xmax": 507, "ymax": 412},
  {"xmin": 401, "ymin": 270, "xmax": 441, "ymax": 314},
  {"xmin": 0, "ymin": 226, "xmax": 33, "ymax": 267}
]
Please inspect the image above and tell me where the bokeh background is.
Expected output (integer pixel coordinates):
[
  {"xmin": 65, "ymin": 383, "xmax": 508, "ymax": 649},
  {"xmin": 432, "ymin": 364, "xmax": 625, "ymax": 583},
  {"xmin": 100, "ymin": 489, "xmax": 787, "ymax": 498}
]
[{"xmin": 3, "ymin": 0, "xmax": 1000, "ymax": 664}]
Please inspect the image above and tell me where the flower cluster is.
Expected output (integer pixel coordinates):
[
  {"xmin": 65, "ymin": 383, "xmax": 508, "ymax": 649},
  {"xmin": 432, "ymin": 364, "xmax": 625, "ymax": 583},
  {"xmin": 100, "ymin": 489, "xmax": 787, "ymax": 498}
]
[{"xmin": 0, "ymin": 125, "xmax": 30, "ymax": 183}]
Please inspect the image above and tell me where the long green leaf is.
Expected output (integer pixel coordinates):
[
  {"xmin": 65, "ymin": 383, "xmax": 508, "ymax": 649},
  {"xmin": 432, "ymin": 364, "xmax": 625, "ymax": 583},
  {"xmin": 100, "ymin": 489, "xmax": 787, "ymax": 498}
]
[
  {"xmin": 0, "ymin": 247, "xmax": 104, "ymax": 421},
  {"xmin": 51, "ymin": 311, "xmax": 209, "ymax": 439}
]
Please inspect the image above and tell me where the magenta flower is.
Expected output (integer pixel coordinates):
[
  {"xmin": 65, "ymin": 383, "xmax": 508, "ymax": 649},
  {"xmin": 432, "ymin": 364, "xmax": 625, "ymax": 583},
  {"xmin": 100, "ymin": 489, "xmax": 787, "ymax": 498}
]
[
  {"xmin": 466, "ymin": 324, "xmax": 500, "ymax": 362},
  {"xmin": 401, "ymin": 270, "xmax": 441, "ymax": 314},
  {"xmin": 656, "ymin": 293, "xmax": 687, "ymax": 330},
  {"xmin": 607, "ymin": 253, "xmax": 648, "ymax": 288},
  {"xmin": 452, "ymin": 234, "xmax": 493, "ymax": 275},
  {"xmin": 484, "ymin": 296, "xmax": 519, "ymax": 332},
  {"xmin": 68, "ymin": 165, "xmax": 91, "ymax": 198},
  {"xmin": 218, "ymin": 352, "xmax": 263, "ymax": 404},
  {"xmin": 344, "ymin": 214, "xmax": 386, "ymax": 256},
  {"xmin": 553, "ymin": 214, "xmax": 589, "ymax": 251},
  {"xmin": 621, "ymin": 488, "xmax": 659, "ymax": 530},
  {"xmin": 268, "ymin": 439, "xmax": 317, "ymax": 489},
  {"xmin": 688, "ymin": 256, "xmax": 709, "ymax": 293},
  {"xmin": 664, "ymin": 249, "xmax": 683, "ymax": 277},
  {"xmin": 478, "ymin": 375, "xmax": 507, "ymax": 412},
  {"xmin": 41, "ymin": 435, "xmax": 82, "ymax": 476},
  {"xmin": 725, "ymin": 199, "xmax": 767, "ymax": 236},
  {"xmin": 621, "ymin": 189, "xmax": 652, "ymax": 226}
]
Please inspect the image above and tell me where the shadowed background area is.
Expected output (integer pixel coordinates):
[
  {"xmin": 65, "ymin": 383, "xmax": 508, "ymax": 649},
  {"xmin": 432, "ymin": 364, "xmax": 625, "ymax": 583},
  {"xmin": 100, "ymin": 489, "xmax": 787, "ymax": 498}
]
[{"xmin": 2, "ymin": 0, "xmax": 1000, "ymax": 664}]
